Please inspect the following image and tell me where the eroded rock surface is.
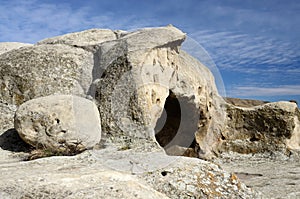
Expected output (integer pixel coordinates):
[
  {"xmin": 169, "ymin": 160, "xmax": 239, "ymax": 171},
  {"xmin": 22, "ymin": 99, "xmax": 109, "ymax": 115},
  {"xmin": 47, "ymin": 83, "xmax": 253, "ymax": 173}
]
[
  {"xmin": 92, "ymin": 25, "xmax": 226, "ymax": 158},
  {"xmin": 37, "ymin": 29, "xmax": 117, "ymax": 52},
  {"xmin": 14, "ymin": 95, "xmax": 101, "ymax": 154},
  {"xmin": 0, "ymin": 102, "xmax": 16, "ymax": 133},
  {"xmin": 0, "ymin": 44, "xmax": 94, "ymax": 106},
  {"xmin": 0, "ymin": 25, "xmax": 299, "ymax": 198},
  {"xmin": 221, "ymin": 102, "xmax": 300, "ymax": 154},
  {"xmin": 0, "ymin": 42, "xmax": 32, "ymax": 55},
  {"xmin": 0, "ymin": 149, "xmax": 260, "ymax": 199}
]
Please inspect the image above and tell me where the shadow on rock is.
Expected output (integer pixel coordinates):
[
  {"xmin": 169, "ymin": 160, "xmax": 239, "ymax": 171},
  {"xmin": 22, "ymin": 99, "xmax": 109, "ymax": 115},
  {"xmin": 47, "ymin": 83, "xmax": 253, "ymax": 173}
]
[{"xmin": 0, "ymin": 128, "xmax": 32, "ymax": 152}]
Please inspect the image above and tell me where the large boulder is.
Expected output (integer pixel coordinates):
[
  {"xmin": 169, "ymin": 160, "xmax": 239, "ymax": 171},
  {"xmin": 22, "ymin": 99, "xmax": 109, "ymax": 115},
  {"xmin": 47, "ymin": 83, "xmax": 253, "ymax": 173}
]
[
  {"xmin": 221, "ymin": 102, "xmax": 300, "ymax": 153},
  {"xmin": 0, "ymin": 44, "xmax": 94, "ymax": 106},
  {"xmin": 14, "ymin": 95, "xmax": 101, "ymax": 154},
  {"xmin": 91, "ymin": 25, "xmax": 226, "ymax": 158}
]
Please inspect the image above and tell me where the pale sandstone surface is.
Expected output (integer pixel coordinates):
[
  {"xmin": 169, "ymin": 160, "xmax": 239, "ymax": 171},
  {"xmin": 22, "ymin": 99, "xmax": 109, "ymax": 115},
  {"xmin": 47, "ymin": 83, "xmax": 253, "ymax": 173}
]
[
  {"xmin": 0, "ymin": 149, "xmax": 260, "ymax": 199},
  {"xmin": 0, "ymin": 42, "xmax": 32, "ymax": 55},
  {"xmin": 37, "ymin": 29, "xmax": 117, "ymax": 52},
  {"xmin": 14, "ymin": 95, "xmax": 101, "ymax": 154},
  {"xmin": 0, "ymin": 26, "xmax": 299, "ymax": 198},
  {"xmin": 0, "ymin": 44, "xmax": 94, "ymax": 106}
]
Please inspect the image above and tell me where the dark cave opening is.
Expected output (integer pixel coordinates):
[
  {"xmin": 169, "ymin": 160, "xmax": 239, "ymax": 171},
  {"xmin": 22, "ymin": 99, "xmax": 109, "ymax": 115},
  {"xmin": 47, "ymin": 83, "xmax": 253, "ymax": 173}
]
[{"xmin": 154, "ymin": 90, "xmax": 199, "ymax": 156}]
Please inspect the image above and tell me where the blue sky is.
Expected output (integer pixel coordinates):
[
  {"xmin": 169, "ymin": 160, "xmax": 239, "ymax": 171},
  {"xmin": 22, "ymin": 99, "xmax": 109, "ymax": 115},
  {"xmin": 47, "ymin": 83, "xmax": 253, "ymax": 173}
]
[{"xmin": 0, "ymin": 0, "xmax": 299, "ymax": 104}]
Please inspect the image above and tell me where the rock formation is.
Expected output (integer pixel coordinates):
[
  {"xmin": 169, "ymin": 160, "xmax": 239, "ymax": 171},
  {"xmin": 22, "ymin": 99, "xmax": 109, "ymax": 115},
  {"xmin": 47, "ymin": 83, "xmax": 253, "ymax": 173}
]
[
  {"xmin": 221, "ymin": 101, "xmax": 300, "ymax": 154},
  {"xmin": 0, "ymin": 25, "xmax": 299, "ymax": 198},
  {"xmin": 0, "ymin": 43, "xmax": 94, "ymax": 106},
  {"xmin": 14, "ymin": 95, "xmax": 101, "ymax": 155},
  {"xmin": 89, "ymin": 25, "xmax": 226, "ymax": 158}
]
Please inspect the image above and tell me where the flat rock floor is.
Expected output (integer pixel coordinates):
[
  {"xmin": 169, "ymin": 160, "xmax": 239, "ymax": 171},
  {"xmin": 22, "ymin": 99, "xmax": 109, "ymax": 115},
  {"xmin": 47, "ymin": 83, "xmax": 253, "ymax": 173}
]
[{"xmin": 214, "ymin": 152, "xmax": 300, "ymax": 199}]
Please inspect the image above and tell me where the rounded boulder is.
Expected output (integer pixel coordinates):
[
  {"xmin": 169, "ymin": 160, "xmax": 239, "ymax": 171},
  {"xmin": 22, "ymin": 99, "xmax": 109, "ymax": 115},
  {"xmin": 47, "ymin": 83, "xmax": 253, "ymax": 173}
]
[{"xmin": 14, "ymin": 95, "xmax": 101, "ymax": 155}]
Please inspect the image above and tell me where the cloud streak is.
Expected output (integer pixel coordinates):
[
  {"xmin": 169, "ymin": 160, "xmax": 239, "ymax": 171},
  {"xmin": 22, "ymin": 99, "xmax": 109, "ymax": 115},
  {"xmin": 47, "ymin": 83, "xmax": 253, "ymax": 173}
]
[
  {"xmin": 0, "ymin": 0, "xmax": 153, "ymax": 43},
  {"xmin": 191, "ymin": 30, "xmax": 300, "ymax": 74},
  {"xmin": 229, "ymin": 85, "xmax": 300, "ymax": 97}
]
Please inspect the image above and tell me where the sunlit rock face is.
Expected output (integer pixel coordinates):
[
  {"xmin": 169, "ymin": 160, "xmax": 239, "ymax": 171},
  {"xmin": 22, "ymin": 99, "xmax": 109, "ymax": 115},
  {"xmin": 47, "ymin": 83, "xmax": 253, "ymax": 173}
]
[
  {"xmin": 14, "ymin": 95, "xmax": 101, "ymax": 155},
  {"xmin": 0, "ymin": 26, "xmax": 226, "ymax": 159},
  {"xmin": 0, "ymin": 44, "xmax": 94, "ymax": 105},
  {"xmin": 88, "ymin": 25, "xmax": 227, "ymax": 158},
  {"xmin": 221, "ymin": 101, "xmax": 300, "ymax": 154}
]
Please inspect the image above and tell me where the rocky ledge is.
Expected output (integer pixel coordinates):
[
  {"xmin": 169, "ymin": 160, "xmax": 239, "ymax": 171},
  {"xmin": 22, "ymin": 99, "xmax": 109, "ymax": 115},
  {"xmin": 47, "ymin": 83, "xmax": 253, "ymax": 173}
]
[{"xmin": 0, "ymin": 25, "xmax": 299, "ymax": 198}]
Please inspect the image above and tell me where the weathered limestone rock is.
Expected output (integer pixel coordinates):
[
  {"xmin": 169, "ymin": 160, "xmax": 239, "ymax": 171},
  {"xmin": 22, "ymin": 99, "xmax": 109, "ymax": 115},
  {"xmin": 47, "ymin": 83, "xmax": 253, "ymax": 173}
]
[
  {"xmin": 37, "ymin": 29, "xmax": 117, "ymax": 51},
  {"xmin": 92, "ymin": 25, "xmax": 226, "ymax": 158},
  {"xmin": 0, "ymin": 102, "xmax": 17, "ymax": 133},
  {"xmin": 1, "ymin": 25, "xmax": 299, "ymax": 198},
  {"xmin": 141, "ymin": 156, "xmax": 260, "ymax": 198},
  {"xmin": 1, "ymin": 26, "xmax": 299, "ymax": 159},
  {"xmin": 0, "ymin": 42, "xmax": 32, "ymax": 55},
  {"xmin": 14, "ymin": 95, "xmax": 101, "ymax": 154},
  {"xmin": 0, "ymin": 44, "xmax": 94, "ymax": 106},
  {"xmin": 221, "ymin": 101, "xmax": 300, "ymax": 154},
  {"xmin": 0, "ymin": 150, "xmax": 260, "ymax": 199}
]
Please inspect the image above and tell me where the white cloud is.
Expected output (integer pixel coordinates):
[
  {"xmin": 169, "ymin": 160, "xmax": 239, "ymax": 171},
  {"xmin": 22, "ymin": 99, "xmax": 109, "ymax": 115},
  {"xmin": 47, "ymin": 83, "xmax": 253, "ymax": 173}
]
[
  {"xmin": 190, "ymin": 30, "xmax": 300, "ymax": 75},
  {"xmin": 229, "ymin": 85, "xmax": 300, "ymax": 97}
]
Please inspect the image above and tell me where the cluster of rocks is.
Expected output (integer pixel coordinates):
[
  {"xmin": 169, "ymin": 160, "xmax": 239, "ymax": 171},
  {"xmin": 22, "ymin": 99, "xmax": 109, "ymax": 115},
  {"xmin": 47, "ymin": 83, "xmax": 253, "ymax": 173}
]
[{"xmin": 0, "ymin": 25, "xmax": 299, "ymax": 198}]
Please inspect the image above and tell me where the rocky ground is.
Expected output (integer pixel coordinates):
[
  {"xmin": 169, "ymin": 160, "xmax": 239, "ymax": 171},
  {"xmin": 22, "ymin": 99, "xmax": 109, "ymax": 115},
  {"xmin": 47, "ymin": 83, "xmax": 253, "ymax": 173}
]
[
  {"xmin": 0, "ymin": 145, "xmax": 260, "ymax": 199},
  {"xmin": 0, "ymin": 128, "xmax": 298, "ymax": 199},
  {"xmin": 0, "ymin": 128, "xmax": 299, "ymax": 198},
  {"xmin": 220, "ymin": 97, "xmax": 300, "ymax": 198},
  {"xmin": 214, "ymin": 152, "xmax": 300, "ymax": 199}
]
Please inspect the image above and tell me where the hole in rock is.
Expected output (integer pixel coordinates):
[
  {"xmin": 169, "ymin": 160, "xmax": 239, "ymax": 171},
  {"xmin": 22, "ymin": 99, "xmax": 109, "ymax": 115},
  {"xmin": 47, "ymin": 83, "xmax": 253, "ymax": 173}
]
[
  {"xmin": 154, "ymin": 90, "xmax": 199, "ymax": 156},
  {"xmin": 250, "ymin": 136, "xmax": 260, "ymax": 142},
  {"xmin": 221, "ymin": 134, "xmax": 226, "ymax": 140},
  {"xmin": 161, "ymin": 171, "xmax": 168, "ymax": 176}
]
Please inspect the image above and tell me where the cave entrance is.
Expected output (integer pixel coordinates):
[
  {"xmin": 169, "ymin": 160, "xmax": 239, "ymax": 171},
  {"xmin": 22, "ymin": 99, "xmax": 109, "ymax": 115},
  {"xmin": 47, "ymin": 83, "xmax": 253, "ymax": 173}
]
[{"xmin": 154, "ymin": 90, "xmax": 199, "ymax": 157}]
